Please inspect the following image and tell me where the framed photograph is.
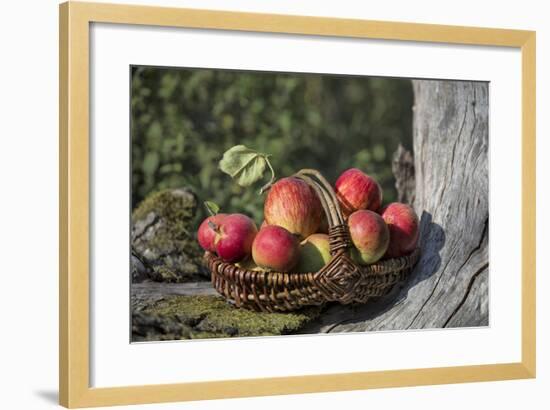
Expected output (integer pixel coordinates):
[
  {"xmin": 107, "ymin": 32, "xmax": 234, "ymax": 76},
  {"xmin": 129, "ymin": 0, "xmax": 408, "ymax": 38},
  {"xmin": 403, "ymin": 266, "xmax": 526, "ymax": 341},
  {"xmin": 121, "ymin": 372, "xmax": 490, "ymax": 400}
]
[{"xmin": 59, "ymin": 1, "xmax": 536, "ymax": 408}]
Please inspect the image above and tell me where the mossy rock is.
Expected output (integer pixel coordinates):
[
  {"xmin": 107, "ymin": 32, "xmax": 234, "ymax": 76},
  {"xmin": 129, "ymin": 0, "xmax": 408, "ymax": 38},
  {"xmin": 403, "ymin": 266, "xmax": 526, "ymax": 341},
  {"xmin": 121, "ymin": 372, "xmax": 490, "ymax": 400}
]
[
  {"xmin": 132, "ymin": 295, "xmax": 323, "ymax": 341},
  {"xmin": 131, "ymin": 188, "xmax": 208, "ymax": 283}
]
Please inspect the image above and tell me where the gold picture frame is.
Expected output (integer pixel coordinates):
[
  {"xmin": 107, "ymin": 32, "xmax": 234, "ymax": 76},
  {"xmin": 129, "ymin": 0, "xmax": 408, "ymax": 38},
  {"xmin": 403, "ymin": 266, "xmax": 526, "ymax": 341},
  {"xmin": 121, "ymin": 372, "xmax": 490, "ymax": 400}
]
[{"xmin": 59, "ymin": 1, "xmax": 536, "ymax": 407}]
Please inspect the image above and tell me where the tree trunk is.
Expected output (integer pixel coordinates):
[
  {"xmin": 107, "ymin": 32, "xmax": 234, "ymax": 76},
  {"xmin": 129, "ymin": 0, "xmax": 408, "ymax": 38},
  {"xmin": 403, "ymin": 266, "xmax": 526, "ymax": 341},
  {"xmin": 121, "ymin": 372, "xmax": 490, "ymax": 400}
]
[
  {"xmin": 392, "ymin": 144, "xmax": 416, "ymax": 205},
  {"xmin": 301, "ymin": 80, "xmax": 489, "ymax": 333}
]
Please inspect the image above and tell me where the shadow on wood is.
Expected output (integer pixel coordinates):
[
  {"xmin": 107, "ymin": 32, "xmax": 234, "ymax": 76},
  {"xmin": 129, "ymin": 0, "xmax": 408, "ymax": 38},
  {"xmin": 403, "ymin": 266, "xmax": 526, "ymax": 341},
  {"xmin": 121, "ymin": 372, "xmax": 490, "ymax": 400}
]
[{"xmin": 298, "ymin": 211, "xmax": 445, "ymax": 333}]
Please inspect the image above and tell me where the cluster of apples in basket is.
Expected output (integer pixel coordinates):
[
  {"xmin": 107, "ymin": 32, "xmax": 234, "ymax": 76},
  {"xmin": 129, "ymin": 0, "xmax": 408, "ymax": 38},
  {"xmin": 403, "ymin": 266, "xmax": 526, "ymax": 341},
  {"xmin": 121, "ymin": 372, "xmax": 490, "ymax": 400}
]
[{"xmin": 198, "ymin": 168, "xmax": 419, "ymax": 273}]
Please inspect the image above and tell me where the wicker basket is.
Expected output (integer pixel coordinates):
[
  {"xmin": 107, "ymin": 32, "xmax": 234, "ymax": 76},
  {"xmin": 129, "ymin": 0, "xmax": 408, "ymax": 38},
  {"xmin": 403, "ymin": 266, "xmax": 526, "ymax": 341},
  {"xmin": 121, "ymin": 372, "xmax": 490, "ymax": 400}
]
[{"xmin": 206, "ymin": 169, "xmax": 420, "ymax": 312}]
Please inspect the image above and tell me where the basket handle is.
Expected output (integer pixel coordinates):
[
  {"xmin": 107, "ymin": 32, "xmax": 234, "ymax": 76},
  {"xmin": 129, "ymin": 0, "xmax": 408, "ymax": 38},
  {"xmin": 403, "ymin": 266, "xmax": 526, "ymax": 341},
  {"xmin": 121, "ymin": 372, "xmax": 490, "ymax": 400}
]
[
  {"xmin": 294, "ymin": 170, "xmax": 341, "ymax": 228},
  {"xmin": 294, "ymin": 169, "xmax": 351, "ymax": 255}
]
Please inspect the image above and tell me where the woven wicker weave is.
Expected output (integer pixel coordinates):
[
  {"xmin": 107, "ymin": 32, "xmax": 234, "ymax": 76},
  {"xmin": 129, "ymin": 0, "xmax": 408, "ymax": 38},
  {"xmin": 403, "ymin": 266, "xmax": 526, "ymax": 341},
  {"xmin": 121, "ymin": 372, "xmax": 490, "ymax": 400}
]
[{"xmin": 206, "ymin": 169, "xmax": 420, "ymax": 312}]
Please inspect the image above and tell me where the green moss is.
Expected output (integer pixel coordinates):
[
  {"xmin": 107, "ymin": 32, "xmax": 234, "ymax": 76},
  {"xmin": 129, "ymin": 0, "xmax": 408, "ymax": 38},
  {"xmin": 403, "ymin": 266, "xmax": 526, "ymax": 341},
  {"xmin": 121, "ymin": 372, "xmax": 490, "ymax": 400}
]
[
  {"xmin": 140, "ymin": 295, "xmax": 322, "ymax": 339},
  {"xmin": 190, "ymin": 331, "xmax": 229, "ymax": 340},
  {"xmin": 150, "ymin": 265, "xmax": 181, "ymax": 282},
  {"xmin": 132, "ymin": 188, "xmax": 207, "ymax": 282},
  {"xmin": 132, "ymin": 189, "xmax": 199, "ymax": 252},
  {"xmin": 132, "ymin": 188, "xmax": 197, "ymax": 223},
  {"xmin": 131, "ymin": 312, "xmax": 193, "ymax": 342}
]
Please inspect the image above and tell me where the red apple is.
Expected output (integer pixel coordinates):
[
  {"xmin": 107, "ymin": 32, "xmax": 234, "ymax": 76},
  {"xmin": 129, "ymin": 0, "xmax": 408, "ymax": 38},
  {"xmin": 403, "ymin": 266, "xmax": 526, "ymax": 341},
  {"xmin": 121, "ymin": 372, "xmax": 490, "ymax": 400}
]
[
  {"xmin": 252, "ymin": 225, "xmax": 299, "ymax": 272},
  {"xmin": 335, "ymin": 168, "xmax": 382, "ymax": 217},
  {"xmin": 296, "ymin": 233, "xmax": 331, "ymax": 273},
  {"xmin": 381, "ymin": 203, "xmax": 419, "ymax": 257},
  {"xmin": 348, "ymin": 210, "xmax": 389, "ymax": 264},
  {"xmin": 264, "ymin": 177, "xmax": 322, "ymax": 238},
  {"xmin": 214, "ymin": 213, "xmax": 257, "ymax": 263},
  {"xmin": 197, "ymin": 213, "xmax": 227, "ymax": 252}
]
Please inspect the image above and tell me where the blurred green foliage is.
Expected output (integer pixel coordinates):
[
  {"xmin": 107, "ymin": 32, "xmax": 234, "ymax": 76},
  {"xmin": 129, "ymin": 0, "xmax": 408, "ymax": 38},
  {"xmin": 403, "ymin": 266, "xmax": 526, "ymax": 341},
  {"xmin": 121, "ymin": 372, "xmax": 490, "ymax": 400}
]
[{"xmin": 131, "ymin": 66, "xmax": 413, "ymax": 228}]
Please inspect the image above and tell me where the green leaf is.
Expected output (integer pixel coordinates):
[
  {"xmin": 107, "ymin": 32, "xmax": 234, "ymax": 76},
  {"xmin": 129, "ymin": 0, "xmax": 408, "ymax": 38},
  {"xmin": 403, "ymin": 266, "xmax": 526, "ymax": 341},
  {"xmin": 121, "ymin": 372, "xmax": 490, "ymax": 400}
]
[
  {"xmin": 204, "ymin": 201, "xmax": 220, "ymax": 216},
  {"xmin": 219, "ymin": 145, "xmax": 273, "ymax": 188}
]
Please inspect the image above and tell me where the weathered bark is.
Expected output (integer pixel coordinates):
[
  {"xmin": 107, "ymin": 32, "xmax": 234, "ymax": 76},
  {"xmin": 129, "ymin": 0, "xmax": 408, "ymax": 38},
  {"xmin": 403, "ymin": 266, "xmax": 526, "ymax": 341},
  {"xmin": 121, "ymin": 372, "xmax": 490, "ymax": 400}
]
[
  {"xmin": 132, "ymin": 282, "xmax": 218, "ymax": 301},
  {"xmin": 392, "ymin": 144, "xmax": 416, "ymax": 205},
  {"xmin": 301, "ymin": 80, "xmax": 489, "ymax": 333}
]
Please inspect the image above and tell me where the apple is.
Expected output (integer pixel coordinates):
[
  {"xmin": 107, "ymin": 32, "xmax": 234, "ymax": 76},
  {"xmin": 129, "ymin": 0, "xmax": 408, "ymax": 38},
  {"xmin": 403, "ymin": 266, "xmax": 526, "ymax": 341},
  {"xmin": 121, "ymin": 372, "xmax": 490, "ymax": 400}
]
[
  {"xmin": 197, "ymin": 213, "xmax": 227, "ymax": 252},
  {"xmin": 264, "ymin": 177, "xmax": 322, "ymax": 239},
  {"xmin": 335, "ymin": 168, "xmax": 383, "ymax": 217},
  {"xmin": 348, "ymin": 210, "xmax": 389, "ymax": 264},
  {"xmin": 296, "ymin": 233, "xmax": 331, "ymax": 273},
  {"xmin": 214, "ymin": 213, "xmax": 257, "ymax": 263},
  {"xmin": 381, "ymin": 203, "xmax": 419, "ymax": 257},
  {"xmin": 252, "ymin": 225, "xmax": 300, "ymax": 272}
]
